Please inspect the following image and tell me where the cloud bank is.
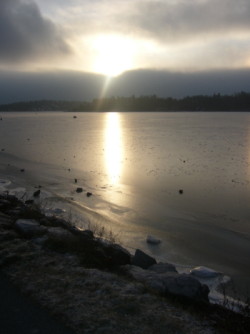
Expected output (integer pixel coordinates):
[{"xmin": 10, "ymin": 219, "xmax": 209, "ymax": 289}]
[
  {"xmin": 0, "ymin": 0, "xmax": 70, "ymax": 64},
  {"xmin": 1, "ymin": 68, "xmax": 250, "ymax": 104}
]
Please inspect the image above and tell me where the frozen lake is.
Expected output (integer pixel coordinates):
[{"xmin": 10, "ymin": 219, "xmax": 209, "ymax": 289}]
[{"xmin": 0, "ymin": 111, "xmax": 250, "ymax": 295}]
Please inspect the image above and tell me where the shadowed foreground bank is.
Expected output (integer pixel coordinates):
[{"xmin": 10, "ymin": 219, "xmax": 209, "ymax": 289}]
[
  {"xmin": 0, "ymin": 193, "xmax": 249, "ymax": 334},
  {"xmin": 0, "ymin": 272, "xmax": 75, "ymax": 334}
]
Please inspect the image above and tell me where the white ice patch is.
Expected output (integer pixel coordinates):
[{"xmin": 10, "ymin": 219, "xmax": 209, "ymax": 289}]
[
  {"xmin": 45, "ymin": 207, "xmax": 66, "ymax": 217},
  {"xmin": 190, "ymin": 266, "xmax": 222, "ymax": 278}
]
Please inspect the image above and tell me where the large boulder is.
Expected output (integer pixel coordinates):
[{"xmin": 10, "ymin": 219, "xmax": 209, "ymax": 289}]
[
  {"xmin": 163, "ymin": 274, "xmax": 209, "ymax": 301},
  {"xmin": 124, "ymin": 265, "xmax": 209, "ymax": 302},
  {"xmin": 100, "ymin": 242, "xmax": 131, "ymax": 266},
  {"xmin": 131, "ymin": 249, "xmax": 157, "ymax": 269},
  {"xmin": 14, "ymin": 219, "xmax": 47, "ymax": 238}
]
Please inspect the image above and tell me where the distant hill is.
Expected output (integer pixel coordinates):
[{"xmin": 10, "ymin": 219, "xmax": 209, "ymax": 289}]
[{"xmin": 0, "ymin": 92, "xmax": 250, "ymax": 111}]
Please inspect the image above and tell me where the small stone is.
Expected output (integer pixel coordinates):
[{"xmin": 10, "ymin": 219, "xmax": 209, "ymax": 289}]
[
  {"xmin": 100, "ymin": 242, "xmax": 131, "ymax": 266},
  {"xmin": 146, "ymin": 235, "xmax": 161, "ymax": 245},
  {"xmin": 76, "ymin": 187, "xmax": 83, "ymax": 193},
  {"xmin": 86, "ymin": 192, "xmax": 92, "ymax": 197},
  {"xmin": 33, "ymin": 189, "xmax": 41, "ymax": 197},
  {"xmin": 179, "ymin": 189, "xmax": 183, "ymax": 194}
]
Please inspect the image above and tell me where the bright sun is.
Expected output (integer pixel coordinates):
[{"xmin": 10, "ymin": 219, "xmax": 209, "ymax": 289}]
[{"xmin": 91, "ymin": 34, "xmax": 135, "ymax": 76}]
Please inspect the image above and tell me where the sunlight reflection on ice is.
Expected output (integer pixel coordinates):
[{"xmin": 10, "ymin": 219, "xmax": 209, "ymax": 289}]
[{"xmin": 104, "ymin": 112, "xmax": 123, "ymax": 184}]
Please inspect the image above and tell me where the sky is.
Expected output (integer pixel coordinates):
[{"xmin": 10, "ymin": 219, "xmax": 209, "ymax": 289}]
[{"xmin": 1, "ymin": 0, "xmax": 250, "ymax": 103}]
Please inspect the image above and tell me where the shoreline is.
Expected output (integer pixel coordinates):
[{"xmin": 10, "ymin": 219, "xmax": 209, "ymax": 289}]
[
  {"xmin": 1, "ymin": 192, "xmax": 250, "ymax": 333},
  {"xmin": 0, "ymin": 174, "xmax": 248, "ymax": 301}
]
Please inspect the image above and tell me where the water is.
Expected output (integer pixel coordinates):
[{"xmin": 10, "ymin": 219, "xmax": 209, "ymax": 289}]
[{"xmin": 0, "ymin": 111, "xmax": 250, "ymax": 296}]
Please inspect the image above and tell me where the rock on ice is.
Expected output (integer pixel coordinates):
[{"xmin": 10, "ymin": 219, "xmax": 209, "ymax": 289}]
[{"xmin": 146, "ymin": 235, "xmax": 161, "ymax": 245}]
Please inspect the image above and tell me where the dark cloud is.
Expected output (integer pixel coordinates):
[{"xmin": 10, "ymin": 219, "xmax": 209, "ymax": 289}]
[
  {"xmin": 124, "ymin": 0, "xmax": 250, "ymax": 42},
  {"xmin": 0, "ymin": 68, "xmax": 250, "ymax": 104},
  {"xmin": 0, "ymin": 0, "xmax": 71, "ymax": 63}
]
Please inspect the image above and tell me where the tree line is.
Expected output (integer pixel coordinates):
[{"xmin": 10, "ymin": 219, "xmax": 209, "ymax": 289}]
[{"xmin": 0, "ymin": 92, "xmax": 250, "ymax": 112}]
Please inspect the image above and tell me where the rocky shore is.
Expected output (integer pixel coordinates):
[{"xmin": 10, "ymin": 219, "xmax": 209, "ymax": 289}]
[{"xmin": 0, "ymin": 193, "xmax": 249, "ymax": 334}]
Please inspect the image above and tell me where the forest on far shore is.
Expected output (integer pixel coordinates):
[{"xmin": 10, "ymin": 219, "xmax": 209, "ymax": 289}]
[{"xmin": 0, "ymin": 91, "xmax": 250, "ymax": 112}]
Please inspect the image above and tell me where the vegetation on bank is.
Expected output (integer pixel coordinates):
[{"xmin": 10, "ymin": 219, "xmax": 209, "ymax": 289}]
[{"xmin": 0, "ymin": 91, "xmax": 250, "ymax": 111}]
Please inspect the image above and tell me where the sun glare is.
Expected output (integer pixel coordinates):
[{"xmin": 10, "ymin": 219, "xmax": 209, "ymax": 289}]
[
  {"xmin": 104, "ymin": 112, "xmax": 123, "ymax": 184},
  {"xmin": 92, "ymin": 35, "xmax": 135, "ymax": 76}
]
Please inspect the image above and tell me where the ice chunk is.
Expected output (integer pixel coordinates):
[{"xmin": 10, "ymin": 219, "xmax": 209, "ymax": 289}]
[
  {"xmin": 190, "ymin": 266, "xmax": 221, "ymax": 278},
  {"xmin": 0, "ymin": 179, "xmax": 11, "ymax": 189}
]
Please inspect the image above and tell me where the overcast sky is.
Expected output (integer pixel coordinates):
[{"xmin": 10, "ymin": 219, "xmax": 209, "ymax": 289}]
[{"xmin": 1, "ymin": 0, "xmax": 250, "ymax": 102}]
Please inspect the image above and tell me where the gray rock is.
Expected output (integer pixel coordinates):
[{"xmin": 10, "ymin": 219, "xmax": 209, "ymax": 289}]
[
  {"xmin": 15, "ymin": 219, "xmax": 47, "ymax": 238},
  {"xmin": 124, "ymin": 265, "xmax": 209, "ymax": 302},
  {"xmin": 148, "ymin": 262, "xmax": 178, "ymax": 274},
  {"xmin": 33, "ymin": 189, "xmax": 41, "ymax": 197},
  {"xmin": 162, "ymin": 274, "xmax": 209, "ymax": 301},
  {"xmin": 131, "ymin": 249, "xmax": 157, "ymax": 269},
  {"xmin": 81, "ymin": 229, "xmax": 94, "ymax": 239},
  {"xmin": 101, "ymin": 242, "xmax": 131, "ymax": 266}
]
